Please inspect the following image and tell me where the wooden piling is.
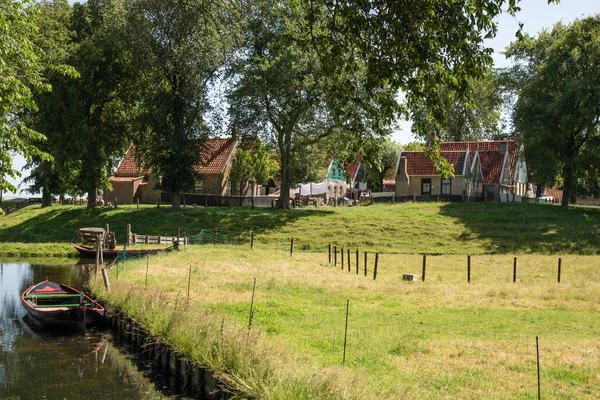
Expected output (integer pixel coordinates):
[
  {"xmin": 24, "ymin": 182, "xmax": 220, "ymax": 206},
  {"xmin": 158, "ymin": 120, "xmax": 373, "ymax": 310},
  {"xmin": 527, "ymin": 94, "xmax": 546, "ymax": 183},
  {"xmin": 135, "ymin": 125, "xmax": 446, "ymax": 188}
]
[
  {"xmin": 373, "ymin": 253, "xmax": 379, "ymax": 280},
  {"xmin": 422, "ymin": 254, "xmax": 427, "ymax": 282},
  {"xmin": 101, "ymin": 268, "xmax": 110, "ymax": 291}
]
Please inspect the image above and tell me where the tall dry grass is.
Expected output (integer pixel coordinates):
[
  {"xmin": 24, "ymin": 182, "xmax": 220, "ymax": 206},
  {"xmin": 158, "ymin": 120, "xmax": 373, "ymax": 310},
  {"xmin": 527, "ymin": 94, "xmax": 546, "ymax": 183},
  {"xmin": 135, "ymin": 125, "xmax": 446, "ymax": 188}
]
[{"xmin": 91, "ymin": 246, "xmax": 600, "ymax": 399}]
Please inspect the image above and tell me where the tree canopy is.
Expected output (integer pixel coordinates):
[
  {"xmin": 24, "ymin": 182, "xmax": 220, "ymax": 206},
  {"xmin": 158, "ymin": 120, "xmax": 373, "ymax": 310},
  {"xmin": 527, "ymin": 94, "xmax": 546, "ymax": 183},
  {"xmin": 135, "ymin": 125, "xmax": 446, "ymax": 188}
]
[
  {"xmin": 0, "ymin": 0, "xmax": 51, "ymax": 193},
  {"xmin": 508, "ymin": 16, "xmax": 600, "ymax": 208}
]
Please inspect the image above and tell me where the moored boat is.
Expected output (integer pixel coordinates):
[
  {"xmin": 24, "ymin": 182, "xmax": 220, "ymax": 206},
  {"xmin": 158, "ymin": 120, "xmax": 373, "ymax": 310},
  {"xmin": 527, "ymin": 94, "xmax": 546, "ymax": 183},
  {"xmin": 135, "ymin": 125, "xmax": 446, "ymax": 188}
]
[
  {"xmin": 73, "ymin": 244, "xmax": 166, "ymax": 259},
  {"xmin": 21, "ymin": 280, "xmax": 105, "ymax": 330}
]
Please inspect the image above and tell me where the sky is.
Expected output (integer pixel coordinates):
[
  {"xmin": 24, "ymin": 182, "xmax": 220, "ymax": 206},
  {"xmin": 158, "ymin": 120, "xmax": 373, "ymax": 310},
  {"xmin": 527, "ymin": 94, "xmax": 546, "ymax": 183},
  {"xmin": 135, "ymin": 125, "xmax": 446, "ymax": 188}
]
[{"xmin": 6, "ymin": 0, "xmax": 599, "ymax": 196}]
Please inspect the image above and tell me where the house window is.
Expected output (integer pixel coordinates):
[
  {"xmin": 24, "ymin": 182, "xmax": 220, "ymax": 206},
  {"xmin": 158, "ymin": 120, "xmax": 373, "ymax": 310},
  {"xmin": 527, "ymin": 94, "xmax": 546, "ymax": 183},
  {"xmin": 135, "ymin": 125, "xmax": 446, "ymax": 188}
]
[
  {"xmin": 441, "ymin": 178, "xmax": 451, "ymax": 195},
  {"xmin": 194, "ymin": 180, "xmax": 203, "ymax": 194},
  {"xmin": 421, "ymin": 178, "xmax": 432, "ymax": 195}
]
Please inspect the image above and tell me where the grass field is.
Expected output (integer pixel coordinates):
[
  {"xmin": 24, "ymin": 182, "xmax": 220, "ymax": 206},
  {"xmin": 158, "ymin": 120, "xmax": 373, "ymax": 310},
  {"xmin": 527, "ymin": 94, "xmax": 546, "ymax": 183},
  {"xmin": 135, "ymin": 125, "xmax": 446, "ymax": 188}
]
[
  {"xmin": 2, "ymin": 201, "xmax": 600, "ymax": 255},
  {"xmin": 90, "ymin": 246, "xmax": 600, "ymax": 399},
  {"xmin": 4, "ymin": 202, "xmax": 600, "ymax": 398}
]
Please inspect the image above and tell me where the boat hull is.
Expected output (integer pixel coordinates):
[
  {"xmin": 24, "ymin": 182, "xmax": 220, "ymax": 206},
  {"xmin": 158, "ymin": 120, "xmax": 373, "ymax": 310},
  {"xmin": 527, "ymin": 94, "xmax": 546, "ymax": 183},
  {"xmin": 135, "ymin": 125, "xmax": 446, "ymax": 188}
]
[{"xmin": 21, "ymin": 281, "xmax": 105, "ymax": 330}]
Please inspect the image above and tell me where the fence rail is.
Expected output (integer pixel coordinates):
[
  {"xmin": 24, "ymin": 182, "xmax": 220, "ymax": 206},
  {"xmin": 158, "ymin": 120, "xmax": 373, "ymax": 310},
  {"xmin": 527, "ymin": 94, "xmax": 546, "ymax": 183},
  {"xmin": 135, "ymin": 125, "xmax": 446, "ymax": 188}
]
[{"xmin": 3, "ymin": 198, "xmax": 42, "ymax": 215}]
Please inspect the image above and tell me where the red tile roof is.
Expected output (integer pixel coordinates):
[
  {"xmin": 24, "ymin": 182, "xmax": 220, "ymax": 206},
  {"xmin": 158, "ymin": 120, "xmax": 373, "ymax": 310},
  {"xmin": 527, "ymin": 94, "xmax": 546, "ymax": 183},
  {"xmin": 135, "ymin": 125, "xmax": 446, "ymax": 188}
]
[
  {"xmin": 440, "ymin": 140, "xmax": 518, "ymax": 184},
  {"xmin": 193, "ymin": 139, "xmax": 238, "ymax": 175},
  {"xmin": 116, "ymin": 145, "xmax": 145, "ymax": 177},
  {"xmin": 400, "ymin": 151, "xmax": 467, "ymax": 176},
  {"xmin": 544, "ymin": 185, "xmax": 563, "ymax": 201},
  {"xmin": 476, "ymin": 150, "xmax": 505, "ymax": 184},
  {"xmin": 345, "ymin": 163, "xmax": 359, "ymax": 182},
  {"xmin": 115, "ymin": 139, "xmax": 238, "ymax": 178}
]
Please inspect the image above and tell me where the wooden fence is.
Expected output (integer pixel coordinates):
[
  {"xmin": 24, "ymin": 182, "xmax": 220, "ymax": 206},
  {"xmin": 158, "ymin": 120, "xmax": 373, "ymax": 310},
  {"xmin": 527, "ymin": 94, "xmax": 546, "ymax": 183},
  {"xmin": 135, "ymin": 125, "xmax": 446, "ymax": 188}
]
[
  {"xmin": 126, "ymin": 224, "xmax": 188, "ymax": 246},
  {"xmin": 3, "ymin": 198, "xmax": 42, "ymax": 214}
]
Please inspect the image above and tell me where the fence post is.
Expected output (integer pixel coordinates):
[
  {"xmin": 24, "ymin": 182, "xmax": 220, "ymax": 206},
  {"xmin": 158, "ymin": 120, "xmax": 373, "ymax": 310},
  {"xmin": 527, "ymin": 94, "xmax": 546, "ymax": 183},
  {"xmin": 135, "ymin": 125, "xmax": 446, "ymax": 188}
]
[
  {"xmin": 127, "ymin": 224, "xmax": 132, "ymax": 246},
  {"xmin": 347, "ymin": 248, "xmax": 350, "ymax": 272},
  {"xmin": 373, "ymin": 253, "xmax": 378, "ymax": 280},
  {"xmin": 328, "ymin": 244, "xmax": 331, "ymax": 264},
  {"xmin": 290, "ymin": 238, "xmax": 294, "ymax": 257},
  {"xmin": 364, "ymin": 252, "xmax": 367, "ymax": 276},
  {"xmin": 343, "ymin": 299, "xmax": 349, "ymax": 365},
  {"xmin": 334, "ymin": 246, "xmax": 337, "ymax": 266},
  {"xmin": 251, "ymin": 231, "xmax": 255, "ymax": 250},
  {"xmin": 213, "ymin": 228, "xmax": 217, "ymax": 245},
  {"xmin": 341, "ymin": 248, "xmax": 344, "ymax": 270},
  {"xmin": 513, "ymin": 257, "xmax": 517, "ymax": 283},
  {"xmin": 557, "ymin": 258, "xmax": 561, "ymax": 283},
  {"xmin": 422, "ymin": 255, "xmax": 427, "ymax": 282},
  {"xmin": 355, "ymin": 250, "xmax": 359, "ymax": 274},
  {"xmin": 467, "ymin": 255, "xmax": 471, "ymax": 283}
]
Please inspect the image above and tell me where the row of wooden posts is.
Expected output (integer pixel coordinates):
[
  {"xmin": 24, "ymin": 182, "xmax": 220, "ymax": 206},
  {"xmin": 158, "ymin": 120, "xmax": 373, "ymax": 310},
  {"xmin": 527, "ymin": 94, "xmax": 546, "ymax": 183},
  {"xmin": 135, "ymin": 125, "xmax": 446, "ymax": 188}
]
[
  {"xmin": 421, "ymin": 255, "xmax": 565, "ymax": 283},
  {"xmin": 327, "ymin": 244, "xmax": 380, "ymax": 280}
]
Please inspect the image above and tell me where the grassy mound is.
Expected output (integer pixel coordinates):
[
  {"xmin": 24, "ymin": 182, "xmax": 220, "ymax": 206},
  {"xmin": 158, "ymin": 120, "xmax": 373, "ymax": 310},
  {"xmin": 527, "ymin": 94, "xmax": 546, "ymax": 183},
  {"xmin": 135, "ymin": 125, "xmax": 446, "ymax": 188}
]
[{"xmin": 1, "ymin": 202, "xmax": 600, "ymax": 255}]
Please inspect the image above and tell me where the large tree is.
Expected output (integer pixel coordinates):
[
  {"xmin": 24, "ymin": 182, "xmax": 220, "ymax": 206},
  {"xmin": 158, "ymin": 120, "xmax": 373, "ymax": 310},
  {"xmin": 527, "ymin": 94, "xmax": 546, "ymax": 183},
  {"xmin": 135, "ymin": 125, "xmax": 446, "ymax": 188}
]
[
  {"xmin": 507, "ymin": 16, "xmax": 600, "ymax": 208},
  {"xmin": 228, "ymin": 0, "xmax": 394, "ymax": 208},
  {"xmin": 0, "ymin": 0, "xmax": 51, "ymax": 193},
  {"xmin": 128, "ymin": 0, "xmax": 241, "ymax": 208},
  {"xmin": 24, "ymin": 0, "xmax": 79, "ymax": 206},
  {"xmin": 229, "ymin": 138, "xmax": 279, "ymax": 196},
  {"xmin": 363, "ymin": 139, "xmax": 401, "ymax": 192},
  {"xmin": 410, "ymin": 71, "xmax": 507, "ymax": 141}
]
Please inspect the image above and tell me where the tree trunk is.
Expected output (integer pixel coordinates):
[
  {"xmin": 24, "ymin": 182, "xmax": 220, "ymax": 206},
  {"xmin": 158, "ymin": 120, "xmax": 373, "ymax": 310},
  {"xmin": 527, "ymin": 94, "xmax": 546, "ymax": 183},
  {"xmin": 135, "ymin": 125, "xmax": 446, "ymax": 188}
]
[
  {"xmin": 42, "ymin": 187, "xmax": 52, "ymax": 207},
  {"xmin": 561, "ymin": 164, "xmax": 573, "ymax": 209},
  {"xmin": 171, "ymin": 191, "xmax": 181, "ymax": 209},
  {"xmin": 87, "ymin": 185, "xmax": 97, "ymax": 209},
  {"xmin": 535, "ymin": 184, "xmax": 543, "ymax": 198},
  {"xmin": 279, "ymin": 150, "xmax": 291, "ymax": 209}
]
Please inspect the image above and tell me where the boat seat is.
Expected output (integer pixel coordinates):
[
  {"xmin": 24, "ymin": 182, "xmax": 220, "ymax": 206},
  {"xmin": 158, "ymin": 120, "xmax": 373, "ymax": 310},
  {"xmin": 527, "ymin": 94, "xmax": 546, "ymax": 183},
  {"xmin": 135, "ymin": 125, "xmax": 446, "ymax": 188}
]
[{"xmin": 32, "ymin": 303, "xmax": 94, "ymax": 308}]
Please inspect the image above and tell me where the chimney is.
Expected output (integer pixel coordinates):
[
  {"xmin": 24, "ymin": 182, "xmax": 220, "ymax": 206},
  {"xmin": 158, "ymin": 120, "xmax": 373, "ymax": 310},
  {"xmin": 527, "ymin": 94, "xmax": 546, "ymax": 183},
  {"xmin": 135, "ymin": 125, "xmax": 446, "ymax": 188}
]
[
  {"xmin": 397, "ymin": 155, "xmax": 409, "ymax": 181},
  {"xmin": 500, "ymin": 142, "xmax": 507, "ymax": 155}
]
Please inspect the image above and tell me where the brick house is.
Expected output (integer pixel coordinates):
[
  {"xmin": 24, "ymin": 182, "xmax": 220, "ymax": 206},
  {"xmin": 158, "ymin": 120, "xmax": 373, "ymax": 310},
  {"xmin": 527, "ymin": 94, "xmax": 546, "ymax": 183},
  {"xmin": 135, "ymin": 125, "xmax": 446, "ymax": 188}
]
[
  {"xmin": 104, "ymin": 138, "xmax": 240, "ymax": 204},
  {"xmin": 439, "ymin": 140, "xmax": 528, "ymax": 201},
  {"xmin": 395, "ymin": 149, "xmax": 483, "ymax": 200},
  {"xmin": 394, "ymin": 140, "xmax": 528, "ymax": 202}
]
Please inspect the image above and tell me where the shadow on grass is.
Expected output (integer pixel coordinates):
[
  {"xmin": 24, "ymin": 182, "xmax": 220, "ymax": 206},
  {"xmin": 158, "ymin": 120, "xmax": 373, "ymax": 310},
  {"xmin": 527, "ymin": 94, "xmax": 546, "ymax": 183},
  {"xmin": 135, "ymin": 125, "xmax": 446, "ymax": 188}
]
[
  {"xmin": 439, "ymin": 202, "xmax": 600, "ymax": 254},
  {"xmin": 0, "ymin": 205, "xmax": 335, "ymax": 244}
]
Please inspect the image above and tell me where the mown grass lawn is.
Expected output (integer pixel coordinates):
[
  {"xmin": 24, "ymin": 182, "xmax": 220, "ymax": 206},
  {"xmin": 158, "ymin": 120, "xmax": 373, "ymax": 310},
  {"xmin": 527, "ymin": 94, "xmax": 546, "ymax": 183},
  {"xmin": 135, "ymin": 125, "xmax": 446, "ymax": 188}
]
[
  {"xmin": 2, "ymin": 201, "xmax": 600, "ymax": 255},
  {"xmin": 91, "ymin": 246, "xmax": 600, "ymax": 399}
]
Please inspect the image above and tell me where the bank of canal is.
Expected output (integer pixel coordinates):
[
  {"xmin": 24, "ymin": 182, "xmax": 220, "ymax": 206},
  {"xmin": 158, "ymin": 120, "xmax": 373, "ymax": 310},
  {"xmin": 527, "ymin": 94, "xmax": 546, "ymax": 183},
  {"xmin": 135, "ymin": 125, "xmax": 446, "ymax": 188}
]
[{"xmin": 0, "ymin": 260, "xmax": 166, "ymax": 400}]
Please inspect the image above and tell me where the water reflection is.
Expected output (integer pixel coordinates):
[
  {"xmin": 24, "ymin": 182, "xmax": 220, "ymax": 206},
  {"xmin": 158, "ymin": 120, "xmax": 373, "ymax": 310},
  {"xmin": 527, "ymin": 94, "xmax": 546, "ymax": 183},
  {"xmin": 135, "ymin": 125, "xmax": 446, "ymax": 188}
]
[{"xmin": 0, "ymin": 261, "xmax": 166, "ymax": 400}]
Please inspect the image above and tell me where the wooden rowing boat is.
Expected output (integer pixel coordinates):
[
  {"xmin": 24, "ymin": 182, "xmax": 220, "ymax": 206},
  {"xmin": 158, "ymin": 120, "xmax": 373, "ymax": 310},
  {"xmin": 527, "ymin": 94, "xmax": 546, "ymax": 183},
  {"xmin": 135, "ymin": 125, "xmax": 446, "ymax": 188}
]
[
  {"xmin": 73, "ymin": 244, "xmax": 166, "ymax": 259},
  {"xmin": 21, "ymin": 279, "xmax": 105, "ymax": 332}
]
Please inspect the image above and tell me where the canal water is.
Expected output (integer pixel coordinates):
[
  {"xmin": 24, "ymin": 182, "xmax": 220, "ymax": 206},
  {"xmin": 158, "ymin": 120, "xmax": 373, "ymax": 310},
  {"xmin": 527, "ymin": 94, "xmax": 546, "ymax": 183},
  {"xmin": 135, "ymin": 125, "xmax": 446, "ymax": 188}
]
[{"xmin": 0, "ymin": 260, "xmax": 169, "ymax": 400}]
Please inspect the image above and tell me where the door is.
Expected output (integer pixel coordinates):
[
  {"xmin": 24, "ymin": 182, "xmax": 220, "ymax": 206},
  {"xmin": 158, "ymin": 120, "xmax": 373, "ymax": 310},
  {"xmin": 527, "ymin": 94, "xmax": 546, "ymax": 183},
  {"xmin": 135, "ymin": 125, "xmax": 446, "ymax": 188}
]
[{"xmin": 421, "ymin": 178, "xmax": 432, "ymax": 195}]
